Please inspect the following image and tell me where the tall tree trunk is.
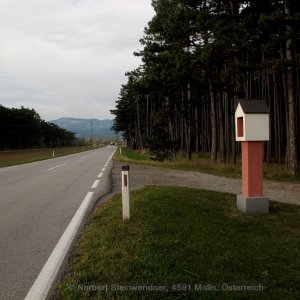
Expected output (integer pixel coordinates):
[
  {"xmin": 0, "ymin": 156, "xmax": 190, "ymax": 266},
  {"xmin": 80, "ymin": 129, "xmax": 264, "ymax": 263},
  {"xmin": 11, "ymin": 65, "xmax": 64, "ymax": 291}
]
[
  {"xmin": 219, "ymin": 93, "xmax": 226, "ymax": 163},
  {"xmin": 136, "ymin": 96, "xmax": 143, "ymax": 150},
  {"xmin": 273, "ymin": 72, "xmax": 281, "ymax": 162},
  {"xmin": 185, "ymin": 83, "xmax": 192, "ymax": 160},
  {"xmin": 209, "ymin": 79, "xmax": 217, "ymax": 161},
  {"xmin": 195, "ymin": 105, "xmax": 199, "ymax": 153},
  {"xmin": 266, "ymin": 70, "xmax": 271, "ymax": 164},
  {"xmin": 285, "ymin": 0, "xmax": 298, "ymax": 174},
  {"xmin": 225, "ymin": 91, "xmax": 231, "ymax": 162},
  {"xmin": 181, "ymin": 89, "xmax": 184, "ymax": 155},
  {"xmin": 146, "ymin": 94, "xmax": 149, "ymax": 144}
]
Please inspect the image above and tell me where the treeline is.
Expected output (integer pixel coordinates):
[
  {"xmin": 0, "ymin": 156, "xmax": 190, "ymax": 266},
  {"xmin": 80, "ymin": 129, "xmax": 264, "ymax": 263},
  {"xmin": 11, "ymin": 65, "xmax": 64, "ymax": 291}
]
[
  {"xmin": 111, "ymin": 0, "xmax": 300, "ymax": 174},
  {"xmin": 0, "ymin": 105, "xmax": 76, "ymax": 150}
]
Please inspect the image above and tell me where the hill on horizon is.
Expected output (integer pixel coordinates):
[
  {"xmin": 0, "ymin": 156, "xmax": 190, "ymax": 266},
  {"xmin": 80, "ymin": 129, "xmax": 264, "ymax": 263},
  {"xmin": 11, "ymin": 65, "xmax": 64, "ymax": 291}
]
[{"xmin": 50, "ymin": 117, "xmax": 115, "ymax": 139}]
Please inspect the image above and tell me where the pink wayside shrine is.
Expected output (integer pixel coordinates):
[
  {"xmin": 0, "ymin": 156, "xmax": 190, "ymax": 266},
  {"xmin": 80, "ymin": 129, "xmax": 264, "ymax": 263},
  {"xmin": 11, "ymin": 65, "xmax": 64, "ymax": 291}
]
[{"xmin": 235, "ymin": 100, "xmax": 270, "ymax": 215}]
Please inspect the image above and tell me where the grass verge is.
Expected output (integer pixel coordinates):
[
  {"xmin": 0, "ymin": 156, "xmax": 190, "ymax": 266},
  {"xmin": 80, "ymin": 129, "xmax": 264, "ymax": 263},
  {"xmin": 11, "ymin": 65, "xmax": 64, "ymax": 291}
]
[
  {"xmin": 0, "ymin": 146, "xmax": 101, "ymax": 168},
  {"xmin": 115, "ymin": 148, "xmax": 241, "ymax": 178},
  {"xmin": 115, "ymin": 147, "xmax": 300, "ymax": 182},
  {"xmin": 57, "ymin": 186, "xmax": 300, "ymax": 299}
]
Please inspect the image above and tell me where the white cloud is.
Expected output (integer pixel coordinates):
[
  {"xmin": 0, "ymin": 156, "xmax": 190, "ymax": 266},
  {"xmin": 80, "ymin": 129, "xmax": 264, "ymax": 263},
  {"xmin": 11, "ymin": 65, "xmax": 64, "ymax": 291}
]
[{"xmin": 0, "ymin": 0, "xmax": 154, "ymax": 120}]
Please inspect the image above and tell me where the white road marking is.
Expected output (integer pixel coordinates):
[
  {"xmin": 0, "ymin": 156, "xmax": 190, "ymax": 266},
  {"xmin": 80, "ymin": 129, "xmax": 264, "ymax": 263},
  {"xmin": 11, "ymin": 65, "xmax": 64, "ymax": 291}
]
[
  {"xmin": 91, "ymin": 180, "xmax": 100, "ymax": 189},
  {"xmin": 101, "ymin": 167, "xmax": 105, "ymax": 172},
  {"xmin": 98, "ymin": 172, "xmax": 103, "ymax": 178},
  {"xmin": 107, "ymin": 149, "xmax": 116, "ymax": 162},
  {"xmin": 46, "ymin": 163, "xmax": 66, "ymax": 171},
  {"xmin": 24, "ymin": 192, "xmax": 94, "ymax": 300}
]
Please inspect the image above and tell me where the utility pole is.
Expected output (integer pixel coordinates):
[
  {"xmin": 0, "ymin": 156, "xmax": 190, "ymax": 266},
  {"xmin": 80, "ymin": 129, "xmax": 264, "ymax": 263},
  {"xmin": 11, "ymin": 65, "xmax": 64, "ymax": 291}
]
[{"xmin": 90, "ymin": 119, "xmax": 94, "ymax": 143}]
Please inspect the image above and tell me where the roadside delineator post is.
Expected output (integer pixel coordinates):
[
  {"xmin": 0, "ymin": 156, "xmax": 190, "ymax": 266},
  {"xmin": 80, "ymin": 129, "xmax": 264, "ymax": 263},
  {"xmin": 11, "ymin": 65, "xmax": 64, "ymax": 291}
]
[
  {"xmin": 235, "ymin": 99, "xmax": 270, "ymax": 215},
  {"xmin": 121, "ymin": 165, "xmax": 130, "ymax": 220},
  {"xmin": 53, "ymin": 150, "xmax": 55, "ymax": 158}
]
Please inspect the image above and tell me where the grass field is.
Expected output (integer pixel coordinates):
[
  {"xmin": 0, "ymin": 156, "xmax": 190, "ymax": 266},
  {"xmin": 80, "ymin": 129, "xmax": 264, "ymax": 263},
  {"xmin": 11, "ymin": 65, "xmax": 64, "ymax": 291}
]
[
  {"xmin": 57, "ymin": 186, "xmax": 300, "ymax": 300},
  {"xmin": 0, "ymin": 146, "xmax": 99, "ymax": 168},
  {"xmin": 115, "ymin": 147, "xmax": 300, "ymax": 182}
]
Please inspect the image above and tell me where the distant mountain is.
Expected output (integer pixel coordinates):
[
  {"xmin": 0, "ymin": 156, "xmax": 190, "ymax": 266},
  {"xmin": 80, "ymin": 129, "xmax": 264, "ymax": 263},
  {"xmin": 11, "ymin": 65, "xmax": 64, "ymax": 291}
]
[{"xmin": 50, "ymin": 118, "xmax": 115, "ymax": 138}]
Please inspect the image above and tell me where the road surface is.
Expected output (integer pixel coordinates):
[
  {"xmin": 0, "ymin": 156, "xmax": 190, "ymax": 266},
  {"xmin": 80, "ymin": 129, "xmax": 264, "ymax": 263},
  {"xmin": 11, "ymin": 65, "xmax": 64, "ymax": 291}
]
[{"xmin": 0, "ymin": 146, "xmax": 116, "ymax": 300}]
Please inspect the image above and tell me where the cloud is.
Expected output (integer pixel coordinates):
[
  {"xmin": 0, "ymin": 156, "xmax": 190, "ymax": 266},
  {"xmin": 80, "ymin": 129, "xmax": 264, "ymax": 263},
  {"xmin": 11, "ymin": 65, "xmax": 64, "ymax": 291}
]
[{"xmin": 0, "ymin": 0, "xmax": 154, "ymax": 120}]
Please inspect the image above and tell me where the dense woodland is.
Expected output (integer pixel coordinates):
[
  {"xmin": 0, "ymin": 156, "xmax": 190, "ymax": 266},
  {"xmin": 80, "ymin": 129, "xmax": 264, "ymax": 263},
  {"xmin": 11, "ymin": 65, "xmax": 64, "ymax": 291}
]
[
  {"xmin": 112, "ymin": 0, "xmax": 300, "ymax": 174},
  {"xmin": 0, "ymin": 105, "xmax": 76, "ymax": 150}
]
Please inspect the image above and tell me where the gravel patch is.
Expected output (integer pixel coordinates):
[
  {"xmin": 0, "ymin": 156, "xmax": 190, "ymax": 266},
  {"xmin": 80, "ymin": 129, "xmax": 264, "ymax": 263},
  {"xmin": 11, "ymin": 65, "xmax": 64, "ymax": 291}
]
[{"xmin": 111, "ymin": 161, "xmax": 300, "ymax": 206}]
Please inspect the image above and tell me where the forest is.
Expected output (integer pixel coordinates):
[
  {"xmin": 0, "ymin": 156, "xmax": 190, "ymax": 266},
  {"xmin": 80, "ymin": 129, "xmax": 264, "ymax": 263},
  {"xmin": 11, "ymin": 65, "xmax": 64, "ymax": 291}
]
[
  {"xmin": 0, "ymin": 105, "xmax": 76, "ymax": 150},
  {"xmin": 111, "ymin": 0, "xmax": 300, "ymax": 174}
]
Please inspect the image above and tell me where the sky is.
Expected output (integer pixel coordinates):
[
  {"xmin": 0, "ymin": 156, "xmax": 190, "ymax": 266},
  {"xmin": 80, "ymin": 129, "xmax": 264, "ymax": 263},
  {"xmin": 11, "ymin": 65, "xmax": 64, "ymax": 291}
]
[{"xmin": 0, "ymin": 0, "xmax": 154, "ymax": 121}]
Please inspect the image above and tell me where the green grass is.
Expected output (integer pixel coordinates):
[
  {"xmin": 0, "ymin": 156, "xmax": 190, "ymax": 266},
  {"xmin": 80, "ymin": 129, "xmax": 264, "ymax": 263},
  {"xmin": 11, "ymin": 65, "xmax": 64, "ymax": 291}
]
[
  {"xmin": 263, "ymin": 163, "xmax": 300, "ymax": 182},
  {"xmin": 116, "ymin": 147, "xmax": 152, "ymax": 162},
  {"xmin": 115, "ymin": 147, "xmax": 300, "ymax": 182},
  {"xmin": 58, "ymin": 186, "xmax": 300, "ymax": 299},
  {"xmin": 115, "ymin": 148, "xmax": 241, "ymax": 178},
  {"xmin": 0, "ymin": 146, "xmax": 101, "ymax": 168}
]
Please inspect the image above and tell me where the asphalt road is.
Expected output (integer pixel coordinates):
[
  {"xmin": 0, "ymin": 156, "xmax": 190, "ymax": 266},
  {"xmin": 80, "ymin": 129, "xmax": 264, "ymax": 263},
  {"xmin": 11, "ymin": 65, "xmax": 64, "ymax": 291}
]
[{"xmin": 0, "ymin": 146, "xmax": 116, "ymax": 300}]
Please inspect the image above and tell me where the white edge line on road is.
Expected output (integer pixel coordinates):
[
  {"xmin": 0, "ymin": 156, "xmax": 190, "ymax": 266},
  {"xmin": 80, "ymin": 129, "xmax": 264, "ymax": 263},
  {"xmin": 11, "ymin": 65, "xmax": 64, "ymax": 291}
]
[
  {"xmin": 46, "ymin": 163, "xmax": 66, "ymax": 171},
  {"xmin": 91, "ymin": 180, "xmax": 100, "ymax": 189},
  {"xmin": 24, "ymin": 192, "xmax": 94, "ymax": 300},
  {"xmin": 107, "ymin": 148, "xmax": 116, "ymax": 162},
  {"xmin": 98, "ymin": 172, "xmax": 103, "ymax": 178},
  {"xmin": 101, "ymin": 167, "xmax": 106, "ymax": 172}
]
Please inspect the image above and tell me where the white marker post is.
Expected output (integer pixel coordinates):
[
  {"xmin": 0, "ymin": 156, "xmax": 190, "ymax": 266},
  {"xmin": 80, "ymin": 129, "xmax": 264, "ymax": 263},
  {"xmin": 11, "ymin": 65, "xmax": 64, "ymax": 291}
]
[
  {"xmin": 52, "ymin": 150, "xmax": 55, "ymax": 158},
  {"xmin": 121, "ymin": 165, "xmax": 130, "ymax": 221}
]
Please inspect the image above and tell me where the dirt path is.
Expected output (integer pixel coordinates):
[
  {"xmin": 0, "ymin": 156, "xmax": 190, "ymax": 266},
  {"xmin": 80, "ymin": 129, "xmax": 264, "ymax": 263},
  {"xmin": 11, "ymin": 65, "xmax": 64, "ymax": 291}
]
[{"xmin": 111, "ymin": 161, "xmax": 300, "ymax": 206}]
